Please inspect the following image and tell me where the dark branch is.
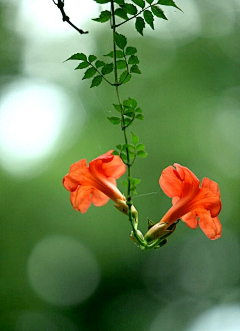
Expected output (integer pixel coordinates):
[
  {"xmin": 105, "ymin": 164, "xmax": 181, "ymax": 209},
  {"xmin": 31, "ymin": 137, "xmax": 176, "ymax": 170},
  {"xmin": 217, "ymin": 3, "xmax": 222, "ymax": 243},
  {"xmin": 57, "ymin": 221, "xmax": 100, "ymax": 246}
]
[{"xmin": 52, "ymin": 0, "xmax": 88, "ymax": 35}]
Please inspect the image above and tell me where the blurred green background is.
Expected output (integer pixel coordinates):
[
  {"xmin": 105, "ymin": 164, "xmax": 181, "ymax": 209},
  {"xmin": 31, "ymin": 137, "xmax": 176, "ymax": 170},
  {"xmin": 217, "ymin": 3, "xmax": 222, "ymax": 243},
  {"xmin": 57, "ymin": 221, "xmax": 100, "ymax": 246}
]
[{"xmin": 0, "ymin": 0, "xmax": 240, "ymax": 330}]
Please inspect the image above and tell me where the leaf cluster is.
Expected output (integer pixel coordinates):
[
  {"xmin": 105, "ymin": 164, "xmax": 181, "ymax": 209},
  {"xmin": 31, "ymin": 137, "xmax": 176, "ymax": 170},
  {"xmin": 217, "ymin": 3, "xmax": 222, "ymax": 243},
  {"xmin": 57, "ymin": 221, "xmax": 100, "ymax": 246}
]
[
  {"xmin": 108, "ymin": 97, "xmax": 144, "ymax": 128},
  {"xmin": 113, "ymin": 128, "xmax": 147, "ymax": 166},
  {"xmin": 65, "ymin": 52, "xmax": 112, "ymax": 87},
  {"xmin": 111, "ymin": 32, "xmax": 141, "ymax": 84},
  {"xmin": 93, "ymin": 0, "xmax": 182, "ymax": 35},
  {"xmin": 65, "ymin": 33, "xmax": 141, "ymax": 87}
]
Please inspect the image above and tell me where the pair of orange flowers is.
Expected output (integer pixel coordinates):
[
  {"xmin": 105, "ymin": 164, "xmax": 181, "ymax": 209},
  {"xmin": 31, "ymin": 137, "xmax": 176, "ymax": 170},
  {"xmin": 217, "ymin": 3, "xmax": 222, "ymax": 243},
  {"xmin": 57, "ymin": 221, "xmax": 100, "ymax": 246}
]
[{"xmin": 63, "ymin": 150, "xmax": 222, "ymax": 241}]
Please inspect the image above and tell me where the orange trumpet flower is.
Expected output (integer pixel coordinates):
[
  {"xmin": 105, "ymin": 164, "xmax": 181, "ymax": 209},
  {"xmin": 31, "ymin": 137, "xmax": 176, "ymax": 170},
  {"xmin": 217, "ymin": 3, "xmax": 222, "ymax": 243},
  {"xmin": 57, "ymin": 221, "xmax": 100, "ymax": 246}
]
[
  {"xmin": 145, "ymin": 163, "xmax": 222, "ymax": 241},
  {"xmin": 63, "ymin": 150, "xmax": 127, "ymax": 213}
]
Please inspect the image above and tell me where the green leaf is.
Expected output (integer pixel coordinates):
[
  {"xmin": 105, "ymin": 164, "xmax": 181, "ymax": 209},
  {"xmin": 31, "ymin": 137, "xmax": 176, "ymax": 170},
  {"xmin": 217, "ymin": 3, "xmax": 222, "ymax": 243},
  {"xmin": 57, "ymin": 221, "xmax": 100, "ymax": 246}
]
[
  {"xmin": 122, "ymin": 4, "xmax": 137, "ymax": 15},
  {"xmin": 116, "ymin": 60, "xmax": 127, "ymax": 69},
  {"xmin": 123, "ymin": 74, "xmax": 132, "ymax": 84},
  {"xmin": 124, "ymin": 118, "xmax": 133, "ymax": 127},
  {"xmin": 115, "ymin": 8, "xmax": 128, "ymax": 20},
  {"xmin": 75, "ymin": 62, "xmax": 90, "ymax": 69},
  {"xmin": 114, "ymin": 32, "xmax": 127, "ymax": 49},
  {"xmin": 129, "ymin": 151, "xmax": 135, "ymax": 159},
  {"xmin": 120, "ymin": 152, "xmax": 128, "ymax": 161},
  {"xmin": 123, "ymin": 98, "xmax": 137, "ymax": 109},
  {"xmin": 135, "ymin": 17, "xmax": 145, "ymax": 35},
  {"xmin": 92, "ymin": 10, "xmax": 111, "ymax": 23},
  {"xmin": 130, "ymin": 177, "xmax": 141, "ymax": 185},
  {"xmin": 143, "ymin": 10, "xmax": 154, "ymax": 29},
  {"xmin": 122, "ymin": 143, "xmax": 134, "ymax": 151},
  {"xmin": 130, "ymin": 64, "xmax": 141, "ymax": 74},
  {"xmin": 119, "ymin": 70, "xmax": 132, "ymax": 84},
  {"xmin": 132, "ymin": 132, "xmax": 139, "ymax": 146},
  {"xmin": 112, "ymin": 150, "xmax": 119, "ymax": 156},
  {"xmin": 88, "ymin": 55, "xmax": 97, "ymax": 63},
  {"xmin": 124, "ymin": 110, "xmax": 134, "ymax": 117},
  {"xmin": 116, "ymin": 144, "xmax": 122, "ymax": 150},
  {"xmin": 95, "ymin": 60, "xmax": 105, "ymax": 68},
  {"xmin": 157, "ymin": 0, "xmax": 182, "ymax": 11},
  {"xmin": 126, "ymin": 46, "xmax": 137, "ymax": 55},
  {"xmin": 90, "ymin": 75, "xmax": 102, "ymax": 88},
  {"xmin": 151, "ymin": 5, "xmax": 167, "ymax": 19},
  {"xmin": 137, "ymin": 150, "xmax": 148, "ymax": 158},
  {"xmin": 82, "ymin": 67, "xmax": 97, "ymax": 79},
  {"xmin": 107, "ymin": 116, "xmax": 121, "ymax": 124},
  {"xmin": 65, "ymin": 53, "xmax": 87, "ymax": 62},
  {"xmin": 115, "ymin": 50, "xmax": 125, "ymax": 58},
  {"xmin": 104, "ymin": 50, "xmax": 124, "ymax": 58},
  {"xmin": 131, "ymin": 0, "xmax": 145, "ymax": 9},
  {"xmin": 135, "ymin": 107, "xmax": 143, "ymax": 113},
  {"xmin": 136, "ymin": 114, "xmax": 144, "ymax": 120},
  {"xmin": 114, "ymin": 0, "xmax": 125, "ymax": 4},
  {"xmin": 128, "ymin": 55, "xmax": 139, "ymax": 65},
  {"xmin": 101, "ymin": 63, "xmax": 114, "ymax": 75},
  {"xmin": 113, "ymin": 104, "xmax": 122, "ymax": 112},
  {"xmin": 122, "ymin": 180, "xmax": 128, "ymax": 187},
  {"xmin": 93, "ymin": 0, "xmax": 110, "ymax": 3},
  {"xmin": 136, "ymin": 143, "xmax": 145, "ymax": 150},
  {"xmin": 146, "ymin": 0, "xmax": 154, "ymax": 3}
]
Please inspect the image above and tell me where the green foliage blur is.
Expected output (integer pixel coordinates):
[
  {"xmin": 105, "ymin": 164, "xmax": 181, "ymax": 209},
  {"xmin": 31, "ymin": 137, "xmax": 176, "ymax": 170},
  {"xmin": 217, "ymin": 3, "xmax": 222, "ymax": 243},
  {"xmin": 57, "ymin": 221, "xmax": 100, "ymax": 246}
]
[{"xmin": 0, "ymin": 1, "xmax": 240, "ymax": 330}]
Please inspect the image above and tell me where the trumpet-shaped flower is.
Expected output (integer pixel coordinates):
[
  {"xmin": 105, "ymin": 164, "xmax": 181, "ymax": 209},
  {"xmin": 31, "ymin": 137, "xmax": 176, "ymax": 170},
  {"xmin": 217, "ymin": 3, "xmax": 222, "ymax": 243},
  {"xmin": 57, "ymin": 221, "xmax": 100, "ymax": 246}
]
[
  {"xmin": 145, "ymin": 163, "xmax": 222, "ymax": 241},
  {"xmin": 63, "ymin": 150, "xmax": 127, "ymax": 213}
]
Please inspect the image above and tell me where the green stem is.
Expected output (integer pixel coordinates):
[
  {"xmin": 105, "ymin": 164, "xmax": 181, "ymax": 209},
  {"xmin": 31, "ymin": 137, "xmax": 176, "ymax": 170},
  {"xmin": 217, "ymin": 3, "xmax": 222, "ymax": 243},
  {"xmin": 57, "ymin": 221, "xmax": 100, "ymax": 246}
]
[
  {"xmin": 111, "ymin": 0, "xmax": 138, "ymax": 242},
  {"xmin": 111, "ymin": 1, "xmax": 160, "ymax": 251}
]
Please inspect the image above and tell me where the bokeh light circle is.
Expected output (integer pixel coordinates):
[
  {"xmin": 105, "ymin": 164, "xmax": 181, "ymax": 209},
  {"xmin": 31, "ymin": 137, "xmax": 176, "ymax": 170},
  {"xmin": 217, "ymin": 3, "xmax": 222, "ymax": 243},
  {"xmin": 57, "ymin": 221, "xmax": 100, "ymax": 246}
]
[
  {"xmin": 0, "ymin": 78, "xmax": 71, "ymax": 177},
  {"xmin": 186, "ymin": 304, "xmax": 240, "ymax": 331},
  {"xmin": 27, "ymin": 235, "xmax": 101, "ymax": 307}
]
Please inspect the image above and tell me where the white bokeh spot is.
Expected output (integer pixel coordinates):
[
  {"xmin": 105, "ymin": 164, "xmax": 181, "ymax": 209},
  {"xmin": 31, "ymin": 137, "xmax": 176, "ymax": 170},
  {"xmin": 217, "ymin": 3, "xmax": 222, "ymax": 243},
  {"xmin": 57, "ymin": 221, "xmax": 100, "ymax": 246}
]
[{"xmin": 0, "ymin": 78, "xmax": 71, "ymax": 177}]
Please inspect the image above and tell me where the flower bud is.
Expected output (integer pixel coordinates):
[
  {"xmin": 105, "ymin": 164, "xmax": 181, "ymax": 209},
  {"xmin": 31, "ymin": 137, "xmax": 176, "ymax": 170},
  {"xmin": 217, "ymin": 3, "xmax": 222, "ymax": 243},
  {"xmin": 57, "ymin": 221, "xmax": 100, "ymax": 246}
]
[
  {"xmin": 115, "ymin": 199, "xmax": 128, "ymax": 215},
  {"xmin": 145, "ymin": 222, "xmax": 178, "ymax": 243},
  {"xmin": 130, "ymin": 230, "xmax": 144, "ymax": 246}
]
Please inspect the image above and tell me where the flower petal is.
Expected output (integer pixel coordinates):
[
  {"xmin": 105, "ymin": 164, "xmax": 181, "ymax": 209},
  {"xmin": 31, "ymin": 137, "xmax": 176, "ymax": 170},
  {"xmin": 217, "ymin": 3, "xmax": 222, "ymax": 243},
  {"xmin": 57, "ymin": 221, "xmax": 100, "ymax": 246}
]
[
  {"xmin": 102, "ymin": 154, "xmax": 126, "ymax": 178},
  {"xmin": 202, "ymin": 177, "xmax": 221, "ymax": 198},
  {"xmin": 63, "ymin": 159, "xmax": 89, "ymax": 192},
  {"xmin": 212, "ymin": 217, "xmax": 222, "ymax": 239},
  {"xmin": 63, "ymin": 151, "xmax": 126, "ymax": 213},
  {"xmin": 91, "ymin": 188, "xmax": 109, "ymax": 207},
  {"xmin": 193, "ymin": 187, "xmax": 222, "ymax": 218},
  {"xmin": 159, "ymin": 165, "xmax": 184, "ymax": 198},
  {"xmin": 198, "ymin": 211, "xmax": 222, "ymax": 240},
  {"xmin": 70, "ymin": 186, "xmax": 92, "ymax": 213},
  {"xmin": 181, "ymin": 211, "xmax": 198, "ymax": 229},
  {"xmin": 89, "ymin": 150, "xmax": 126, "ymax": 179},
  {"xmin": 174, "ymin": 163, "xmax": 200, "ymax": 198}
]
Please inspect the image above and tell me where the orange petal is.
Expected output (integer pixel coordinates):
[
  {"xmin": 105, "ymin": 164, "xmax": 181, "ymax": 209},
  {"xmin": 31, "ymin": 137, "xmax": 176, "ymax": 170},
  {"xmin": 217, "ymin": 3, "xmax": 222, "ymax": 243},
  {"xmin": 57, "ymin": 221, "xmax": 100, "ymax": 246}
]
[
  {"xmin": 212, "ymin": 216, "xmax": 222, "ymax": 239},
  {"xmin": 102, "ymin": 154, "xmax": 126, "ymax": 178},
  {"xmin": 198, "ymin": 211, "xmax": 221, "ymax": 240},
  {"xmin": 159, "ymin": 165, "xmax": 184, "ymax": 198},
  {"xmin": 174, "ymin": 163, "xmax": 200, "ymax": 198},
  {"xmin": 70, "ymin": 186, "xmax": 92, "ymax": 213},
  {"xmin": 194, "ymin": 187, "xmax": 221, "ymax": 218},
  {"xmin": 91, "ymin": 188, "xmax": 109, "ymax": 207},
  {"xmin": 89, "ymin": 150, "xmax": 126, "ymax": 179},
  {"xmin": 63, "ymin": 159, "xmax": 89, "ymax": 192},
  {"xmin": 181, "ymin": 211, "xmax": 198, "ymax": 229},
  {"xmin": 202, "ymin": 177, "xmax": 221, "ymax": 198}
]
